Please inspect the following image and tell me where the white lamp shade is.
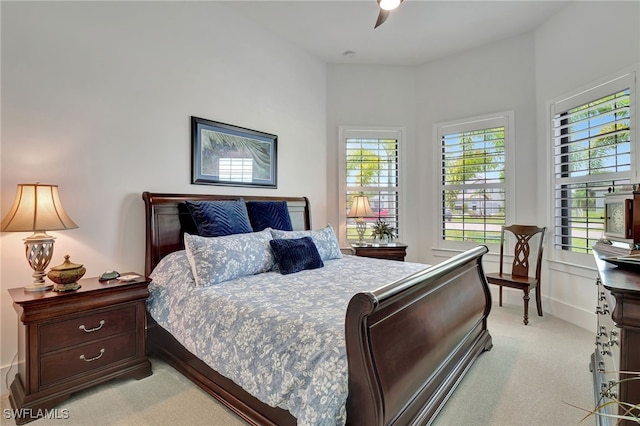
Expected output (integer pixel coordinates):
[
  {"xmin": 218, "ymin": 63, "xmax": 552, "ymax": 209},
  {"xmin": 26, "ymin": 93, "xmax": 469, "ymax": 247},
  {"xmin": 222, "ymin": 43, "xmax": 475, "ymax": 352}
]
[
  {"xmin": 1, "ymin": 184, "xmax": 78, "ymax": 232},
  {"xmin": 348, "ymin": 195, "xmax": 374, "ymax": 218}
]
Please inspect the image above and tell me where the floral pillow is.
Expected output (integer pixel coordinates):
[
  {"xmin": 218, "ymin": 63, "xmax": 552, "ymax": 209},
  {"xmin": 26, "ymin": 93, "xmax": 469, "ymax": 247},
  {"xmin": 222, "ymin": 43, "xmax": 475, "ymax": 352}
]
[
  {"xmin": 270, "ymin": 225, "xmax": 342, "ymax": 261},
  {"xmin": 184, "ymin": 229, "xmax": 274, "ymax": 287}
]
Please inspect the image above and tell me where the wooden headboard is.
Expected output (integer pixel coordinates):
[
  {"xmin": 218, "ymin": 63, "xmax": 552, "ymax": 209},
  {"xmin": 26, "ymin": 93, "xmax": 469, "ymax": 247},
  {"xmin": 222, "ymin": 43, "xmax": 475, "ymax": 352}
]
[{"xmin": 142, "ymin": 192, "xmax": 311, "ymax": 276}]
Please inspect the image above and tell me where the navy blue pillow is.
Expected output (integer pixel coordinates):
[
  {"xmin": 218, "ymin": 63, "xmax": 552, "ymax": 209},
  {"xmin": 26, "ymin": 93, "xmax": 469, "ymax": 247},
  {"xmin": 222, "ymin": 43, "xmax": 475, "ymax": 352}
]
[
  {"xmin": 269, "ymin": 237, "xmax": 324, "ymax": 275},
  {"xmin": 185, "ymin": 199, "xmax": 252, "ymax": 237},
  {"xmin": 246, "ymin": 201, "xmax": 293, "ymax": 231}
]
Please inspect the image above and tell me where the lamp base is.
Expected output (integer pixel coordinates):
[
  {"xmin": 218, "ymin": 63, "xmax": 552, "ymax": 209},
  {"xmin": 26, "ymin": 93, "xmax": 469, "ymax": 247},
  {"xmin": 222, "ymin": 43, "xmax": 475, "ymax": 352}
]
[
  {"xmin": 355, "ymin": 219, "xmax": 367, "ymax": 246},
  {"xmin": 53, "ymin": 282, "xmax": 81, "ymax": 292},
  {"xmin": 23, "ymin": 232, "xmax": 55, "ymax": 284},
  {"xmin": 23, "ymin": 283, "xmax": 53, "ymax": 292}
]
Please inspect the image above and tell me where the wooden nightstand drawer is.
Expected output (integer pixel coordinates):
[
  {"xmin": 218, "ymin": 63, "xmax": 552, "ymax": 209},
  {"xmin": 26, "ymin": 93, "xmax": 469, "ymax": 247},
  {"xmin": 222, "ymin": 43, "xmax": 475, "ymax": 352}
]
[
  {"xmin": 40, "ymin": 332, "xmax": 137, "ymax": 386},
  {"xmin": 352, "ymin": 243, "xmax": 407, "ymax": 261},
  {"xmin": 40, "ymin": 305, "xmax": 136, "ymax": 353}
]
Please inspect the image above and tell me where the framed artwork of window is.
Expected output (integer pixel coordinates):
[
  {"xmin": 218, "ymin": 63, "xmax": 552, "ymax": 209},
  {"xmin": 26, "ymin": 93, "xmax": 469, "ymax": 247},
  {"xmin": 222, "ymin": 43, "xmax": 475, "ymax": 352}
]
[{"xmin": 191, "ymin": 116, "xmax": 277, "ymax": 188}]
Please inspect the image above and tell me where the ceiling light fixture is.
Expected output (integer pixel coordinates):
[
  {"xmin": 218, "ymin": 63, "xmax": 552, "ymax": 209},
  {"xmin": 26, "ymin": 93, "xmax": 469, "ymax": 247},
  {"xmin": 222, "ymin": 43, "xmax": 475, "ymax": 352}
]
[{"xmin": 379, "ymin": 0, "xmax": 401, "ymax": 11}]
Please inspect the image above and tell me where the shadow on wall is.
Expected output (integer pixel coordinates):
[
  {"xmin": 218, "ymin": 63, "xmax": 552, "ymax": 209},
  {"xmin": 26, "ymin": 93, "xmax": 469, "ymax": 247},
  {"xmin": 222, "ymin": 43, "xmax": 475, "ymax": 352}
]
[{"xmin": 118, "ymin": 193, "xmax": 147, "ymax": 274}]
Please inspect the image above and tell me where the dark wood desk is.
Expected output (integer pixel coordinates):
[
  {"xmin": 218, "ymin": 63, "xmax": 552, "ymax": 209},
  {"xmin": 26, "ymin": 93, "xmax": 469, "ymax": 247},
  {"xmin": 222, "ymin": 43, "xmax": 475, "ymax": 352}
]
[{"xmin": 591, "ymin": 248, "xmax": 640, "ymax": 425}]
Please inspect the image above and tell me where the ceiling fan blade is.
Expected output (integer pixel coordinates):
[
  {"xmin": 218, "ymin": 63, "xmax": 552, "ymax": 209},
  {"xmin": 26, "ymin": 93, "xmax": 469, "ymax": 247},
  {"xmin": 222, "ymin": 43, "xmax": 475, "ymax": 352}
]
[
  {"xmin": 374, "ymin": 0, "xmax": 403, "ymax": 29},
  {"xmin": 374, "ymin": 9, "xmax": 389, "ymax": 28}
]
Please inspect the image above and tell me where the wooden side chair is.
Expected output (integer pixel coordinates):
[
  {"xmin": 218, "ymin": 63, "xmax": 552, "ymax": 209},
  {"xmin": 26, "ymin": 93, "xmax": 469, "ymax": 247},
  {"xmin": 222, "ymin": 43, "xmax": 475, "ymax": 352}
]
[{"xmin": 486, "ymin": 225, "xmax": 546, "ymax": 325}]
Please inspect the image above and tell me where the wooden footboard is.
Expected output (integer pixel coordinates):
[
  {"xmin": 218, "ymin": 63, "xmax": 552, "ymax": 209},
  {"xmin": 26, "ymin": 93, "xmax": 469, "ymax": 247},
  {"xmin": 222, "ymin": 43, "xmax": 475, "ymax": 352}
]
[{"xmin": 345, "ymin": 245, "xmax": 492, "ymax": 425}]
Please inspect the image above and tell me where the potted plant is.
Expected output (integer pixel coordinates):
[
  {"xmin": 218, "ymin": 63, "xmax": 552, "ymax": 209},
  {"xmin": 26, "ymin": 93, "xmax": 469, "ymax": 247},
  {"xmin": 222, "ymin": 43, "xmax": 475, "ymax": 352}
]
[
  {"xmin": 370, "ymin": 219, "xmax": 396, "ymax": 244},
  {"xmin": 578, "ymin": 374, "xmax": 640, "ymax": 423}
]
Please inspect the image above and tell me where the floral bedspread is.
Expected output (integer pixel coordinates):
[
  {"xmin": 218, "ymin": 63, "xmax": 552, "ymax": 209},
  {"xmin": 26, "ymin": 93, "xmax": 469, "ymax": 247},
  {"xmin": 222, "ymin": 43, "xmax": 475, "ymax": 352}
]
[{"xmin": 147, "ymin": 251, "xmax": 428, "ymax": 425}]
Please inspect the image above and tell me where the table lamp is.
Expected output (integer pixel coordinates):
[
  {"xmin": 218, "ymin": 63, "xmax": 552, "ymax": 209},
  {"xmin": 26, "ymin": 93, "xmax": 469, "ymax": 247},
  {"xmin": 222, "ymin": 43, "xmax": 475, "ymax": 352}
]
[
  {"xmin": 1, "ymin": 183, "xmax": 78, "ymax": 291},
  {"xmin": 348, "ymin": 194, "xmax": 374, "ymax": 246}
]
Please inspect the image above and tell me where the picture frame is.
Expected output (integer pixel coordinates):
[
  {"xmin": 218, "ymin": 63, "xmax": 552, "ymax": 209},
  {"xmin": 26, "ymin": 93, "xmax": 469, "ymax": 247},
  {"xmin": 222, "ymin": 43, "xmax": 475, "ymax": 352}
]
[{"xmin": 191, "ymin": 116, "xmax": 277, "ymax": 188}]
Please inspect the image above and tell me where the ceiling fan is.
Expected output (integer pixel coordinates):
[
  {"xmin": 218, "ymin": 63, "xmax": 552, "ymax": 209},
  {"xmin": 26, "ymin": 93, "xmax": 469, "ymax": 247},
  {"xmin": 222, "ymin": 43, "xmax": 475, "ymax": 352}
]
[{"xmin": 374, "ymin": 0, "xmax": 404, "ymax": 28}]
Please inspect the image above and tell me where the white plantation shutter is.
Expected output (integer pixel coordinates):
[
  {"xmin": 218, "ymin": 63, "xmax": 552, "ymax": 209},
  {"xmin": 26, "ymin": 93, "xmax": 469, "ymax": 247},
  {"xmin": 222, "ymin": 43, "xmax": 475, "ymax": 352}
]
[
  {"xmin": 552, "ymin": 73, "xmax": 633, "ymax": 253},
  {"xmin": 339, "ymin": 128, "xmax": 402, "ymax": 244},
  {"xmin": 438, "ymin": 113, "xmax": 512, "ymax": 246}
]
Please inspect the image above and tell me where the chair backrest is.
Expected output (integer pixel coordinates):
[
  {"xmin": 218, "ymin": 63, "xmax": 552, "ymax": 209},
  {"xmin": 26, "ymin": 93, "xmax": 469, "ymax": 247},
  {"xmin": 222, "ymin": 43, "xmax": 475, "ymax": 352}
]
[{"xmin": 499, "ymin": 225, "xmax": 546, "ymax": 279}]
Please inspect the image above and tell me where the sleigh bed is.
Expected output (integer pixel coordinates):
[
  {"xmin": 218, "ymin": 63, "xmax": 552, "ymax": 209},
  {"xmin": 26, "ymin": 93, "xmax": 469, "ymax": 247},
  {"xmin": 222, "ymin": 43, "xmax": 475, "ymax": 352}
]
[{"xmin": 142, "ymin": 192, "xmax": 493, "ymax": 425}]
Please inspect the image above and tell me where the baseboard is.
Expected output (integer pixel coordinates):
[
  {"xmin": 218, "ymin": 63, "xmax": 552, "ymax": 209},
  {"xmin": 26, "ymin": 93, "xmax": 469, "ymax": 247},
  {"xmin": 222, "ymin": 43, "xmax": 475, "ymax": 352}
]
[
  {"xmin": 490, "ymin": 287, "xmax": 595, "ymax": 332},
  {"xmin": 1, "ymin": 362, "xmax": 16, "ymax": 398},
  {"xmin": 544, "ymin": 295, "xmax": 596, "ymax": 332}
]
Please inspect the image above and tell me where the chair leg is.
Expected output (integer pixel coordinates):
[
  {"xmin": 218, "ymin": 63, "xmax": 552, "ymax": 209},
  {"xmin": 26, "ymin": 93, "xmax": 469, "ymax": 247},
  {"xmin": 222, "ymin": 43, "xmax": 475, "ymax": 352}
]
[
  {"xmin": 522, "ymin": 289, "xmax": 530, "ymax": 326},
  {"xmin": 535, "ymin": 284, "xmax": 543, "ymax": 317},
  {"xmin": 499, "ymin": 286, "xmax": 503, "ymax": 307}
]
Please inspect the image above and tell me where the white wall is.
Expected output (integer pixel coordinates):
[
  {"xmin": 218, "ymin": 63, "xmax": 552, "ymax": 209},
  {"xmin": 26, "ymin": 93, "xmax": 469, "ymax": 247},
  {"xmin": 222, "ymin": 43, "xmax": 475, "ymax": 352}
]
[
  {"xmin": 413, "ymin": 33, "xmax": 543, "ymax": 319},
  {"xmin": 327, "ymin": 35, "xmax": 538, "ymax": 284},
  {"xmin": 326, "ymin": 65, "xmax": 418, "ymax": 259},
  {"xmin": 414, "ymin": 33, "xmax": 538, "ymax": 262},
  {"xmin": 0, "ymin": 1, "xmax": 327, "ymax": 396},
  {"xmin": 534, "ymin": 1, "xmax": 640, "ymax": 328}
]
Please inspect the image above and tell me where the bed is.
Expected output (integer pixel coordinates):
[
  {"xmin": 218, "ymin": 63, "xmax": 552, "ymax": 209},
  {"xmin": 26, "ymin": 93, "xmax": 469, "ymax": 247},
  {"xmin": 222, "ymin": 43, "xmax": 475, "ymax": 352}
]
[{"xmin": 142, "ymin": 192, "xmax": 493, "ymax": 425}]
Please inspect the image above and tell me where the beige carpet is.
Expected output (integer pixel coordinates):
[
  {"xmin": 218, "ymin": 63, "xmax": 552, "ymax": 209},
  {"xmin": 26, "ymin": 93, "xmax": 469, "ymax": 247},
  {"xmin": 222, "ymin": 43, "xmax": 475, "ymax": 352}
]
[
  {"xmin": 434, "ymin": 303, "xmax": 595, "ymax": 426},
  {"xmin": 1, "ymin": 302, "xmax": 595, "ymax": 426}
]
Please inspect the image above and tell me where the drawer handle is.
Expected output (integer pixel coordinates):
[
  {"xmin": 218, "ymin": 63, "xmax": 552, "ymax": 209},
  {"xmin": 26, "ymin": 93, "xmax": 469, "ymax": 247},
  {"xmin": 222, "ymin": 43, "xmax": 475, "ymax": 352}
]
[
  {"xmin": 79, "ymin": 320, "xmax": 105, "ymax": 333},
  {"xmin": 80, "ymin": 348, "xmax": 105, "ymax": 362}
]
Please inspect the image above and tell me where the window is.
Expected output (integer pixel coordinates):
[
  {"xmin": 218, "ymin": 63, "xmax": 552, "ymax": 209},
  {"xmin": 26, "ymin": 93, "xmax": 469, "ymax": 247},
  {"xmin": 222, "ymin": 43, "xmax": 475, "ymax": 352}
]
[
  {"xmin": 339, "ymin": 127, "xmax": 403, "ymax": 245},
  {"xmin": 551, "ymin": 73, "xmax": 634, "ymax": 254},
  {"xmin": 437, "ymin": 112, "xmax": 513, "ymax": 247},
  {"xmin": 218, "ymin": 158, "xmax": 253, "ymax": 182}
]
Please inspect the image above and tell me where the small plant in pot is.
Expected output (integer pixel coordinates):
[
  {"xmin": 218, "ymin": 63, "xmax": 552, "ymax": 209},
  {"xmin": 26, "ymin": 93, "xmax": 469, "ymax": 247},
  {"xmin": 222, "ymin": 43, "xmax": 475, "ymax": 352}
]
[{"xmin": 370, "ymin": 219, "xmax": 396, "ymax": 244}]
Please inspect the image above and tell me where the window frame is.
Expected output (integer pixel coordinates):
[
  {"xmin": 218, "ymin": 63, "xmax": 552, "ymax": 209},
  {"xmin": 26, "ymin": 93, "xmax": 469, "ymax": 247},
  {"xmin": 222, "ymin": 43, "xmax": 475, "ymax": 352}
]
[
  {"xmin": 548, "ymin": 70, "xmax": 637, "ymax": 264},
  {"xmin": 338, "ymin": 126, "xmax": 405, "ymax": 247},
  {"xmin": 433, "ymin": 111, "xmax": 515, "ymax": 251}
]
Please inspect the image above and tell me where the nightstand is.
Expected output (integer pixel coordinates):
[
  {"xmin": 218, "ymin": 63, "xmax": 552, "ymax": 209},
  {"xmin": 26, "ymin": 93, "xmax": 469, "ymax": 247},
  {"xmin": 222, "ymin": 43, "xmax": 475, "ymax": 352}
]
[
  {"xmin": 352, "ymin": 243, "xmax": 408, "ymax": 261},
  {"xmin": 7, "ymin": 274, "xmax": 153, "ymax": 425}
]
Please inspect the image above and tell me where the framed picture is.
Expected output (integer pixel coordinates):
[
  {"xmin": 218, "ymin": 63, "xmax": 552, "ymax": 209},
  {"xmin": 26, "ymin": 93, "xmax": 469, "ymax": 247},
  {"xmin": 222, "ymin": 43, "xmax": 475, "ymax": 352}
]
[{"xmin": 191, "ymin": 116, "xmax": 277, "ymax": 188}]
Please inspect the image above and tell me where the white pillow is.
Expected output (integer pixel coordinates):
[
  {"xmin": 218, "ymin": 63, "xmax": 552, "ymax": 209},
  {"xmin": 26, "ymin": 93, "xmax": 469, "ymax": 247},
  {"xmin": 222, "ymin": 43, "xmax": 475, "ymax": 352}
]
[{"xmin": 184, "ymin": 229, "xmax": 274, "ymax": 287}]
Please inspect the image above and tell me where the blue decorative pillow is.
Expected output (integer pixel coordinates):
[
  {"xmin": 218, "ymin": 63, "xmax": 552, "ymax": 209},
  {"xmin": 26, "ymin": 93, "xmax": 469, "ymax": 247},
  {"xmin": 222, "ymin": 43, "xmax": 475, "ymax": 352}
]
[
  {"xmin": 185, "ymin": 199, "xmax": 252, "ymax": 237},
  {"xmin": 246, "ymin": 201, "xmax": 294, "ymax": 231},
  {"xmin": 270, "ymin": 237, "xmax": 324, "ymax": 275},
  {"xmin": 184, "ymin": 229, "xmax": 274, "ymax": 286},
  {"xmin": 271, "ymin": 225, "xmax": 342, "ymax": 261}
]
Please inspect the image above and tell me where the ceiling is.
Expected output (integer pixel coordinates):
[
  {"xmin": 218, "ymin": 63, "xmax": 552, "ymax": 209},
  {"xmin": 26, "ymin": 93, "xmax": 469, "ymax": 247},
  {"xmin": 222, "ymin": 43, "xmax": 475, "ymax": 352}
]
[{"xmin": 224, "ymin": 0, "xmax": 568, "ymax": 66}]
